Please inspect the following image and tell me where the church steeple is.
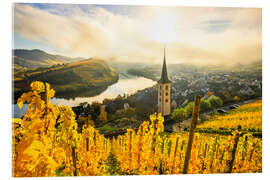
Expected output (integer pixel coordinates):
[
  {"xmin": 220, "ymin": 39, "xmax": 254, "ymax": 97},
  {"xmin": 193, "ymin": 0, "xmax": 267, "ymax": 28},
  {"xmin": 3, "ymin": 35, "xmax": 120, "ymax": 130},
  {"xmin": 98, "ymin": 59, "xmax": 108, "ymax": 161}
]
[
  {"xmin": 157, "ymin": 46, "xmax": 172, "ymax": 118},
  {"xmin": 158, "ymin": 46, "xmax": 171, "ymax": 84}
]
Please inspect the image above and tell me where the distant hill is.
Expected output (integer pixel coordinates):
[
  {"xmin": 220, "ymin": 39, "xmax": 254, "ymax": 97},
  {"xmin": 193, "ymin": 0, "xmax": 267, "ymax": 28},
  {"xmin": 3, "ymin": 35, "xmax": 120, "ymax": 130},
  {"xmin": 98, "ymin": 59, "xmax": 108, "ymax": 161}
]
[
  {"xmin": 126, "ymin": 60, "xmax": 263, "ymax": 81},
  {"xmin": 13, "ymin": 58, "xmax": 119, "ymax": 101},
  {"xmin": 13, "ymin": 49, "xmax": 83, "ymax": 68}
]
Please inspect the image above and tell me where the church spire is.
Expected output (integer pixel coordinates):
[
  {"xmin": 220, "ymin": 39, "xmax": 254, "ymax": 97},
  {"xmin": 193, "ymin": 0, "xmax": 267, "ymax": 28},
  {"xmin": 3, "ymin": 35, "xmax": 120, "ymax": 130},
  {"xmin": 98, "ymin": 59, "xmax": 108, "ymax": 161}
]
[
  {"xmin": 164, "ymin": 45, "xmax": 166, "ymax": 61},
  {"xmin": 158, "ymin": 46, "xmax": 171, "ymax": 84}
]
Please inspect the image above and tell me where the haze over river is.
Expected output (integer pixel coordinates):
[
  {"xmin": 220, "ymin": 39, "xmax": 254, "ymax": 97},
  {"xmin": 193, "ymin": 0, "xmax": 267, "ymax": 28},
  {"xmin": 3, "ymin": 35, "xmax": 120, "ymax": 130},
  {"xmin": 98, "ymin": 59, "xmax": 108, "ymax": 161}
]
[{"xmin": 13, "ymin": 76, "xmax": 156, "ymax": 118}]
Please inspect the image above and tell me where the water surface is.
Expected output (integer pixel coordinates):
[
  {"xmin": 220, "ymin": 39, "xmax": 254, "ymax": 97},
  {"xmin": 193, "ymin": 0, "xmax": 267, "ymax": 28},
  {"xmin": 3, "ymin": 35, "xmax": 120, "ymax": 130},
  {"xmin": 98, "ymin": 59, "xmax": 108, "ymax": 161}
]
[{"xmin": 13, "ymin": 76, "xmax": 156, "ymax": 118}]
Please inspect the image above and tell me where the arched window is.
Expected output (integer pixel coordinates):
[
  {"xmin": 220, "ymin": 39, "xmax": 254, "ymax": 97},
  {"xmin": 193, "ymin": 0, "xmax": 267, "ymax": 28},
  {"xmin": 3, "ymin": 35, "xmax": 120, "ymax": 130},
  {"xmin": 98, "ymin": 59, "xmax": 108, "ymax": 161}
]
[
  {"xmin": 166, "ymin": 92, "xmax": 168, "ymax": 96},
  {"xmin": 165, "ymin": 99, "xmax": 168, "ymax": 102},
  {"xmin": 166, "ymin": 85, "xmax": 168, "ymax": 90}
]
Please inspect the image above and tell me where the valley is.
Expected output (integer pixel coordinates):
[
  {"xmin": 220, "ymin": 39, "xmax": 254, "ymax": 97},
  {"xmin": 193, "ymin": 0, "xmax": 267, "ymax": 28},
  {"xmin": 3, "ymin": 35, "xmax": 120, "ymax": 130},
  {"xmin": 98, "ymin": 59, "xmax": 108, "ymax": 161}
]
[{"xmin": 13, "ymin": 56, "xmax": 119, "ymax": 102}]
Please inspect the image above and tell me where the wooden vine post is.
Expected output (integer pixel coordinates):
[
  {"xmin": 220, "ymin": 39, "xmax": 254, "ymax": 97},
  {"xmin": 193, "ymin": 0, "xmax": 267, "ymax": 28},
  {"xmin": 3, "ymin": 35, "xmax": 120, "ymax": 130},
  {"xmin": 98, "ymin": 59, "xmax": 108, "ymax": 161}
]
[
  {"xmin": 137, "ymin": 126, "xmax": 143, "ymax": 170},
  {"xmin": 72, "ymin": 147, "xmax": 77, "ymax": 176},
  {"xmin": 86, "ymin": 115, "xmax": 91, "ymax": 152},
  {"xmin": 40, "ymin": 82, "xmax": 49, "ymax": 135},
  {"xmin": 227, "ymin": 132, "xmax": 240, "ymax": 173},
  {"xmin": 40, "ymin": 82, "xmax": 48, "ymax": 113},
  {"xmin": 183, "ymin": 95, "xmax": 202, "ymax": 174}
]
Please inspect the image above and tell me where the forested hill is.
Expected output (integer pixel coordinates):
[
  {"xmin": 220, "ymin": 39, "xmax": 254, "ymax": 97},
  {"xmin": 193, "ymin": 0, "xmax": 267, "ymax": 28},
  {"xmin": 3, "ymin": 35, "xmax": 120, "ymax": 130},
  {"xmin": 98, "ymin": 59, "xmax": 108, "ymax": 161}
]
[
  {"xmin": 13, "ymin": 58, "xmax": 119, "ymax": 101},
  {"xmin": 13, "ymin": 49, "xmax": 83, "ymax": 68}
]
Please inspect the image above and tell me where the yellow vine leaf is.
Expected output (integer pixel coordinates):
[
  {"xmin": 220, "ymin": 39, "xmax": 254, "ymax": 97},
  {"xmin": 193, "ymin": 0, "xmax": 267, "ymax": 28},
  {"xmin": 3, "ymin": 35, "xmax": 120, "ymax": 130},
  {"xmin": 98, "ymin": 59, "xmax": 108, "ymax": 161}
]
[
  {"xmin": 30, "ymin": 81, "xmax": 45, "ymax": 92},
  {"xmin": 17, "ymin": 100, "xmax": 23, "ymax": 109},
  {"xmin": 12, "ymin": 118, "xmax": 22, "ymax": 124}
]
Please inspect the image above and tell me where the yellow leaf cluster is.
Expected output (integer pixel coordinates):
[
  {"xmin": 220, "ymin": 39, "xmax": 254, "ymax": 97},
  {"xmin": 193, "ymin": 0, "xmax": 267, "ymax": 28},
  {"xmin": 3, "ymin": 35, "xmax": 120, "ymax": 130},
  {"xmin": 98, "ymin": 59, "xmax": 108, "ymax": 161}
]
[{"xmin": 13, "ymin": 81, "xmax": 110, "ymax": 177}]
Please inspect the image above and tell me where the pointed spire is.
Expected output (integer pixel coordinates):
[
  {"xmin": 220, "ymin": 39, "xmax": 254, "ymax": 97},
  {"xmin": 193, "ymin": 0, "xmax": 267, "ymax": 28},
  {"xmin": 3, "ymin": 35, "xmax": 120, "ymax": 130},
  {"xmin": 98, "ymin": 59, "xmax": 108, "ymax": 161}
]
[
  {"xmin": 158, "ymin": 45, "xmax": 171, "ymax": 84},
  {"xmin": 164, "ymin": 45, "xmax": 166, "ymax": 61}
]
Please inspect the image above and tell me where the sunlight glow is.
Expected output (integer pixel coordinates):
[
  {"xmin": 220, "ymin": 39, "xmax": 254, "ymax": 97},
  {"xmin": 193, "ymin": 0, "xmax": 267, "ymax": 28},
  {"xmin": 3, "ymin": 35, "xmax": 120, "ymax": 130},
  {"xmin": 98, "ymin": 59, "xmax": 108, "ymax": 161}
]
[{"xmin": 147, "ymin": 11, "xmax": 178, "ymax": 43}]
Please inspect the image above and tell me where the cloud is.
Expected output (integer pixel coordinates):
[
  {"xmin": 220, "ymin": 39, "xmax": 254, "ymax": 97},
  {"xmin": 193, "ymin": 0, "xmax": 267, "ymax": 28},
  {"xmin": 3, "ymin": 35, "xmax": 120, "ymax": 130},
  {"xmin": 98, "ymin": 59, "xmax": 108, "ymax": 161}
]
[
  {"xmin": 13, "ymin": 4, "xmax": 262, "ymax": 65},
  {"xmin": 14, "ymin": 4, "xmax": 111, "ymax": 56}
]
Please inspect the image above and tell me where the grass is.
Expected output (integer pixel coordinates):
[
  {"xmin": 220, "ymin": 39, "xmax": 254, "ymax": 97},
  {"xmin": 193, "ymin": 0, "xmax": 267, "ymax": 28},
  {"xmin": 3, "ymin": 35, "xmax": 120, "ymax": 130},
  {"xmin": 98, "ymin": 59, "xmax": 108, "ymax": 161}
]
[{"xmin": 96, "ymin": 124, "xmax": 121, "ymax": 134}]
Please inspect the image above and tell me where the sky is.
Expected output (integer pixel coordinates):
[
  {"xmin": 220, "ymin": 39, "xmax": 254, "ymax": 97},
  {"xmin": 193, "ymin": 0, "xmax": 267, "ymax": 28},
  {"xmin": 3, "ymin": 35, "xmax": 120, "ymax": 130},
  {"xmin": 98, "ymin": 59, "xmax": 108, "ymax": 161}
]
[{"xmin": 13, "ymin": 3, "xmax": 262, "ymax": 65}]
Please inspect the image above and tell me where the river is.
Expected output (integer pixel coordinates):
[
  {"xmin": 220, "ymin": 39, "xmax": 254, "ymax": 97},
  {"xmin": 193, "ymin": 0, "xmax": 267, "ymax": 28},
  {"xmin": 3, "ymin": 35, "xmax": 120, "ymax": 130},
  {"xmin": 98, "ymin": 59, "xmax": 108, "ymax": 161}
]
[{"xmin": 12, "ymin": 76, "xmax": 156, "ymax": 118}]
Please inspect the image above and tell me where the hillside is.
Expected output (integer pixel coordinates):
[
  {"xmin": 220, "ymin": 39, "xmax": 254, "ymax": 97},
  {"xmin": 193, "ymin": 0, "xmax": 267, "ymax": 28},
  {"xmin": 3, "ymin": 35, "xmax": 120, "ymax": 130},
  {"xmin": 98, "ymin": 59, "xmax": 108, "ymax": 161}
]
[
  {"xmin": 13, "ymin": 58, "xmax": 119, "ymax": 101},
  {"xmin": 196, "ymin": 100, "xmax": 262, "ymax": 136},
  {"xmin": 13, "ymin": 49, "xmax": 83, "ymax": 68}
]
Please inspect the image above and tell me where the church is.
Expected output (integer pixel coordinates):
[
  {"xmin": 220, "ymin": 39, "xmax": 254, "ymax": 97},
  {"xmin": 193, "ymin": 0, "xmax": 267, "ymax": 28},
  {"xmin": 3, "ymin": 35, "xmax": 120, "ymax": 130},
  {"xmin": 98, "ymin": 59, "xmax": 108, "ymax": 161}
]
[{"xmin": 157, "ymin": 47, "xmax": 172, "ymax": 120}]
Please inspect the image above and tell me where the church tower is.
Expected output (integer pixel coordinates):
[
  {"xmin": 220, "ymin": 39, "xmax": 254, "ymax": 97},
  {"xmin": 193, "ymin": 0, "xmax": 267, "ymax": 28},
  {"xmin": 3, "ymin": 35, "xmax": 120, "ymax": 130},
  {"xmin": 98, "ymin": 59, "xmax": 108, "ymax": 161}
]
[{"xmin": 158, "ymin": 47, "xmax": 172, "ymax": 117}]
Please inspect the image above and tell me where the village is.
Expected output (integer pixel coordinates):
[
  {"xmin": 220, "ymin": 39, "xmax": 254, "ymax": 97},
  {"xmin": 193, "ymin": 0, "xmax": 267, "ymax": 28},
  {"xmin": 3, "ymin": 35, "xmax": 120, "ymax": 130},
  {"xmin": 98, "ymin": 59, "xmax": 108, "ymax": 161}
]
[{"xmin": 71, "ymin": 54, "xmax": 262, "ymax": 137}]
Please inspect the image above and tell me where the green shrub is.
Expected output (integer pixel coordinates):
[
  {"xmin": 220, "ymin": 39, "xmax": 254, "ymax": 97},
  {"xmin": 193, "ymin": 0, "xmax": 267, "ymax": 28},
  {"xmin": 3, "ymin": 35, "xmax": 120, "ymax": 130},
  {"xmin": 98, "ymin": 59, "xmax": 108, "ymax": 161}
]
[
  {"xmin": 172, "ymin": 108, "xmax": 187, "ymax": 122},
  {"xmin": 200, "ymin": 98, "xmax": 211, "ymax": 112},
  {"xmin": 208, "ymin": 96, "xmax": 223, "ymax": 109},
  {"xmin": 185, "ymin": 102, "xmax": 194, "ymax": 117}
]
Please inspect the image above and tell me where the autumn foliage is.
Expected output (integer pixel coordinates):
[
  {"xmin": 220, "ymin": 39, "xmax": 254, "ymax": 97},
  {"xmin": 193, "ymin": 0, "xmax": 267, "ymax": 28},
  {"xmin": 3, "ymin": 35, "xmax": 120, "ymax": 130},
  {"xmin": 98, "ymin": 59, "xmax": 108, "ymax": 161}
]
[
  {"xmin": 13, "ymin": 81, "xmax": 110, "ymax": 177},
  {"xmin": 112, "ymin": 114, "xmax": 262, "ymax": 174},
  {"xmin": 12, "ymin": 81, "xmax": 262, "ymax": 176},
  {"xmin": 197, "ymin": 100, "xmax": 262, "ymax": 131}
]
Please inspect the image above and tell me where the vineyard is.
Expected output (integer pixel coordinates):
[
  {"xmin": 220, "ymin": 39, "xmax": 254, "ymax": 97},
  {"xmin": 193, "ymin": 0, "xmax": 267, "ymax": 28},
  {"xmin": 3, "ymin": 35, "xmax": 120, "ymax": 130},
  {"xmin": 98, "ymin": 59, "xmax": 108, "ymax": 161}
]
[
  {"xmin": 12, "ymin": 82, "xmax": 262, "ymax": 177},
  {"xmin": 112, "ymin": 114, "xmax": 262, "ymax": 174},
  {"xmin": 197, "ymin": 100, "xmax": 262, "ymax": 134}
]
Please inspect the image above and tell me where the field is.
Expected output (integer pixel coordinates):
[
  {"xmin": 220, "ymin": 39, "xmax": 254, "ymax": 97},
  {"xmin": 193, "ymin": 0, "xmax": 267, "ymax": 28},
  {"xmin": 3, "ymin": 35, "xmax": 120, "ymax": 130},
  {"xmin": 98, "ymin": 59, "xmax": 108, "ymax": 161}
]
[{"xmin": 12, "ymin": 82, "xmax": 262, "ymax": 177}]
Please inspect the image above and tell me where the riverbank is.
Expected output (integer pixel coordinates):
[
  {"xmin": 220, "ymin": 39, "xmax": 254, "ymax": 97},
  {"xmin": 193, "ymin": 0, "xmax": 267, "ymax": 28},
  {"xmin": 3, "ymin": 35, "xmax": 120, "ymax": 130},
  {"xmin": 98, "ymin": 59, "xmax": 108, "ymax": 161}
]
[{"xmin": 12, "ymin": 75, "xmax": 157, "ymax": 118}]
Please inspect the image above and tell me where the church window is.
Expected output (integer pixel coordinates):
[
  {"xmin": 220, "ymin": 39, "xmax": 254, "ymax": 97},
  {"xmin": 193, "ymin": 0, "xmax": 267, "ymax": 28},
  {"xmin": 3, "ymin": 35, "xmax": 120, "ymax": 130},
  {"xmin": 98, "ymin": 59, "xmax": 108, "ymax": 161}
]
[
  {"xmin": 165, "ymin": 99, "xmax": 168, "ymax": 102},
  {"xmin": 166, "ymin": 92, "xmax": 168, "ymax": 96},
  {"xmin": 160, "ymin": 98, "xmax": 161, "ymax": 102},
  {"xmin": 166, "ymin": 85, "xmax": 168, "ymax": 90}
]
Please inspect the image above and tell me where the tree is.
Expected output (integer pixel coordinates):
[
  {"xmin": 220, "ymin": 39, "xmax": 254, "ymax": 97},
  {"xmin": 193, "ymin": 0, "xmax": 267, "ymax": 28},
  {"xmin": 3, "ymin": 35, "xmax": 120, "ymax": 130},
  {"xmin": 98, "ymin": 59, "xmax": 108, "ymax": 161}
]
[
  {"xmin": 222, "ymin": 90, "xmax": 231, "ymax": 100},
  {"xmin": 135, "ymin": 102, "xmax": 152, "ymax": 120},
  {"xmin": 172, "ymin": 108, "xmax": 187, "ymax": 122},
  {"xmin": 185, "ymin": 102, "xmax": 194, "ymax": 117},
  {"xmin": 208, "ymin": 96, "xmax": 223, "ymax": 109},
  {"xmin": 233, "ymin": 96, "xmax": 240, "ymax": 101},
  {"xmin": 99, "ymin": 105, "xmax": 107, "ymax": 121},
  {"xmin": 200, "ymin": 98, "xmax": 211, "ymax": 112},
  {"xmin": 206, "ymin": 91, "xmax": 214, "ymax": 99},
  {"xmin": 124, "ymin": 107, "xmax": 136, "ymax": 118},
  {"xmin": 103, "ymin": 98, "xmax": 112, "ymax": 105},
  {"xmin": 79, "ymin": 102, "xmax": 88, "ymax": 108},
  {"xmin": 90, "ymin": 101, "xmax": 101, "ymax": 121}
]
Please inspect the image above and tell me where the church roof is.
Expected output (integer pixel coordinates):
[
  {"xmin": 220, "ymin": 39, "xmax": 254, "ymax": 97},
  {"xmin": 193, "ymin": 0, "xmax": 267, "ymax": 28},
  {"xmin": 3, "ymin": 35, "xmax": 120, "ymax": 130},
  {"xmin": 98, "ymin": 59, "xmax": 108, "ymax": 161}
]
[{"xmin": 158, "ymin": 47, "xmax": 171, "ymax": 84}]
